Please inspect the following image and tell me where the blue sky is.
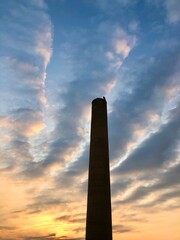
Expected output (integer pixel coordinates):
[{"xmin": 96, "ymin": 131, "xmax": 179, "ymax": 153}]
[{"xmin": 0, "ymin": 0, "xmax": 180, "ymax": 239}]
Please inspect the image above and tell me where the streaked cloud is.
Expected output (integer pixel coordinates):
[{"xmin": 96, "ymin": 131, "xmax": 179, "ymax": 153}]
[{"xmin": 113, "ymin": 105, "xmax": 180, "ymax": 174}]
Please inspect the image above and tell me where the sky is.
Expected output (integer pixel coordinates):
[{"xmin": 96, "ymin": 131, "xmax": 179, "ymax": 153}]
[{"xmin": 0, "ymin": 0, "xmax": 180, "ymax": 239}]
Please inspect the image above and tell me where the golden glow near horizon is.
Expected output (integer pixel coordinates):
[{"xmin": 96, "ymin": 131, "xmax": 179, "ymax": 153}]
[{"xmin": 1, "ymin": 173, "xmax": 180, "ymax": 240}]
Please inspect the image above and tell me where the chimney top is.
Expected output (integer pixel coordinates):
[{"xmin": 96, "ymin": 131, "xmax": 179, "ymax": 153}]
[{"xmin": 92, "ymin": 97, "xmax": 106, "ymax": 105}]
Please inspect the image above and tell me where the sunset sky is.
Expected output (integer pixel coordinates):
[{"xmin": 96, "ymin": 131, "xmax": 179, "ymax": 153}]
[{"xmin": 0, "ymin": 0, "xmax": 180, "ymax": 239}]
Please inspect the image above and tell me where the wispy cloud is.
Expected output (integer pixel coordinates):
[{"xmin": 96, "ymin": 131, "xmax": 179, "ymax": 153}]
[
  {"xmin": 0, "ymin": 0, "xmax": 53, "ymax": 173},
  {"xmin": 113, "ymin": 105, "xmax": 180, "ymax": 174},
  {"xmin": 113, "ymin": 224, "xmax": 133, "ymax": 233},
  {"xmin": 22, "ymin": 20, "xmax": 137, "ymax": 179},
  {"xmin": 109, "ymin": 43, "xmax": 180, "ymax": 164},
  {"xmin": 165, "ymin": 0, "xmax": 180, "ymax": 23}
]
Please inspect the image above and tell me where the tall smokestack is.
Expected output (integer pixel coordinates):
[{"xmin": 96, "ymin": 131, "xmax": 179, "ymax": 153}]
[{"xmin": 86, "ymin": 97, "xmax": 113, "ymax": 240}]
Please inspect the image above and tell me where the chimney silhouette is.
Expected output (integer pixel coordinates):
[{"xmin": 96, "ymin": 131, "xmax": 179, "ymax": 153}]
[{"xmin": 86, "ymin": 97, "xmax": 113, "ymax": 240}]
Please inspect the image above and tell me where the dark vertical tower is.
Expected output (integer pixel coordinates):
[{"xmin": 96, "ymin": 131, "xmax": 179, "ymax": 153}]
[{"xmin": 86, "ymin": 97, "xmax": 112, "ymax": 240}]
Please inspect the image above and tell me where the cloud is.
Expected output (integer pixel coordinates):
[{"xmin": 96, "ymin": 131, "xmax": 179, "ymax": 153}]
[
  {"xmin": 22, "ymin": 233, "xmax": 60, "ymax": 240},
  {"xmin": 100, "ymin": 23, "xmax": 137, "ymax": 69},
  {"xmin": 56, "ymin": 238, "xmax": 84, "ymax": 240},
  {"xmin": 0, "ymin": 57, "xmax": 49, "ymax": 107},
  {"xmin": 0, "ymin": 0, "xmax": 53, "ymax": 106},
  {"xmin": 0, "ymin": 234, "xmax": 62, "ymax": 240},
  {"xmin": 108, "ymin": 42, "xmax": 180, "ymax": 164},
  {"xmin": 0, "ymin": 109, "xmax": 45, "ymax": 138},
  {"xmin": 115, "ymin": 39, "xmax": 134, "ymax": 58},
  {"xmin": 107, "ymin": 37, "xmax": 180, "ymax": 215},
  {"xmin": 43, "ymin": 22, "xmax": 179, "ymax": 213},
  {"xmin": 146, "ymin": 0, "xmax": 180, "ymax": 24},
  {"xmin": 0, "ymin": 238, "xmax": 14, "ymax": 240},
  {"xmin": 29, "ymin": 21, "xmax": 137, "ymax": 177},
  {"xmin": 138, "ymin": 189, "xmax": 180, "ymax": 210},
  {"xmin": 113, "ymin": 105, "xmax": 180, "ymax": 174},
  {"xmin": 11, "ymin": 108, "xmax": 46, "ymax": 137},
  {"xmin": 54, "ymin": 145, "xmax": 89, "ymax": 187},
  {"xmin": 21, "ymin": 232, "xmax": 84, "ymax": 240},
  {"xmin": 0, "ymin": 108, "xmax": 47, "ymax": 172},
  {"xmin": 0, "ymin": 0, "xmax": 53, "ymax": 174},
  {"xmin": 55, "ymin": 213, "xmax": 85, "ymax": 224},
  {"xmin": 114, "ymin": 162, "xmax": 180, "ymax": 206},
  {"xmin": 112, "ymin": 178, "xmax": 132, "ymax": 197},
  {"xmin": 26, "ymin": 191, "xmax": 66, "ymax": 213},
  {"xmin": 165, "ymin": 0, "xmax": 180, "ymax": 23},
  {"xmin": 0, "ymin": 226, "xmax": 16, "ymax": 230},
  {"xmin": 118, "ymin": 212, "xmax": 147, "ymax": 223},
  {"xmin": 128, "ymin": 20, "xmax": 139, "ymax": 32},
  {"xmin": 113, "ymin": 224, "xmax": 133, "ymax": 233}
]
